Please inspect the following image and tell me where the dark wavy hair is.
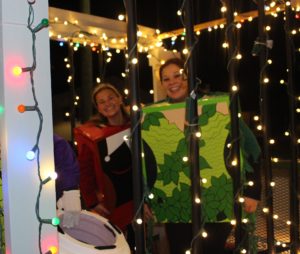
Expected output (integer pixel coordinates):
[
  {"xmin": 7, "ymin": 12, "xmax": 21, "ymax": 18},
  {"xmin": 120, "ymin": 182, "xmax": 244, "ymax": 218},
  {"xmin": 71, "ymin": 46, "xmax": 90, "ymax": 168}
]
[{"xmin": 159, "ymin": 57, "xmax": 186, "ymax": 81}]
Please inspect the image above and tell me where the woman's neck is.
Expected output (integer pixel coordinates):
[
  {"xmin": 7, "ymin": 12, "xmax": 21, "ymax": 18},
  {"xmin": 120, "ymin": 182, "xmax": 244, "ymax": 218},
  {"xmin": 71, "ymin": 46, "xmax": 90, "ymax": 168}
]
[{"xmin": 107, "ymin": 112, "xmax": 127, "ymax": 126}]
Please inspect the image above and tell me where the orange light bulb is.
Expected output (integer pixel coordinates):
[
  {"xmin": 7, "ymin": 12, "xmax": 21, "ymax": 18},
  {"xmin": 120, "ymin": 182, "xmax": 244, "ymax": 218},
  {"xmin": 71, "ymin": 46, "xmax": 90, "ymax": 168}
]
[{"xmin": 17, "ymin": 104, "xmax": 25, "ymax": 113}]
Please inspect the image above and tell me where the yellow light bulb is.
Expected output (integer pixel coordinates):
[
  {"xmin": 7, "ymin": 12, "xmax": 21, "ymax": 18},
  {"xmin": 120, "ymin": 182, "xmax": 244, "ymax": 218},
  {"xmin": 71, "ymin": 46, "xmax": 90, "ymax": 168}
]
[{"xmin": 12, "ymin": 66, "xmax": 22, "ymax": 76}]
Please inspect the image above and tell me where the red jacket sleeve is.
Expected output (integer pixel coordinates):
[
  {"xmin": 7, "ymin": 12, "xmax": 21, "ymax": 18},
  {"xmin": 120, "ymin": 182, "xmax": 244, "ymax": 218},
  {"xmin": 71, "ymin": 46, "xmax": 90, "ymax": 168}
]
[{"xmin": 75, "ymin": 128, "xmax": 102, "ymax": 208}]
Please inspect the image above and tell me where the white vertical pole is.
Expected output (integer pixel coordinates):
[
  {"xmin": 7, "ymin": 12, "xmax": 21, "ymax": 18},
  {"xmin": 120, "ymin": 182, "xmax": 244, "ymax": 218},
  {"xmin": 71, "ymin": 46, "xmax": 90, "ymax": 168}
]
[{"xmin": 0, "ymin": 0, "xmax": 58, "ymax": 253}]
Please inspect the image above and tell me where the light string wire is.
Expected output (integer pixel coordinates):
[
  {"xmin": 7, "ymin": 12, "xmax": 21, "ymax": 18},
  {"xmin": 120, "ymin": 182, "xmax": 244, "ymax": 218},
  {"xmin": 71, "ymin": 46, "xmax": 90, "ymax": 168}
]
[
  {"xmin": 180, "ymin": 1, "xmax": 205, "ymax": 251},
  {"xmin": 178, "ymin": 1, "xmax": 201, "ymax": 85},
  {"xmin": 222, "ymin": 2, "xmax": 262, "ymax": 252},
  {"xmin": 225, "ymin": 22, "xmax": 239, "ymax": 72},
  {"xmin": 27, "ymin": 3, "xmax": 44, "ymax": 254},
  {"xmin": 26, "ymin": 2, "xmax": 57, "ymax": 254},
  {"xmin": 122, "ymin": 1, "xmax": 152, "ymax": 252},
  {"xmin": 283, "ymin": 4, "xmax": 300, "ymax": 252},
  {"xmin": 252, "ymin": 6, "xmax": 299, "ymax": 250}
]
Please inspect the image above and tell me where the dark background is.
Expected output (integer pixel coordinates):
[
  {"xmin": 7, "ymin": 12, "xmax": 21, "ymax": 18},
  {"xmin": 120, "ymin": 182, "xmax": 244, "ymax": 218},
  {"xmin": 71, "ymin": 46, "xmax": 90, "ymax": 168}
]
[{"xmin": 48, "ymin": 0, "xmax": 300, "ymax": 157}]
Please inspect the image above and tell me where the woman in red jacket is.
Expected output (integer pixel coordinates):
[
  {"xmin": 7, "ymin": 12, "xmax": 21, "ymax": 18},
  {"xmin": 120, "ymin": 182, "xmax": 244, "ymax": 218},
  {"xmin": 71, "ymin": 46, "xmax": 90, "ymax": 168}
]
[{"xmin": 74, "ymin": 83, "xmax": 134, "ymax": 233}]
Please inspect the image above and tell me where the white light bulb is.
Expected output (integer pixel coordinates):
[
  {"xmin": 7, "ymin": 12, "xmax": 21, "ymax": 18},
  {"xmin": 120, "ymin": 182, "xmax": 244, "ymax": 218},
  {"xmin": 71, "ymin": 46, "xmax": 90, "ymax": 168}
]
[
  {"xmin": 262, "ymin": 207, "xmax": 269, "ymax": 213},
  {"xmin": 131, "ymin": 58, "xmax": 138, "ymax": 64},
  {"xmin": 202, "ymin": 231, "xmax": 208, "ymax": 238},
  {"xmin": 202, "ymin": 178, "xmax": 207, "ymax": 184},
  {"xmin": 148, "ymin": 193, "xmax": 154, "ymax": 199},
  {"xmin": 248, "ymin": 181, "xmax": 254, "ymax": 186},
  {"xmin": 182, "ymin": 156, "xmax": 188, "ymax": 162},
  {"xmin": 26, "ymin": 150, "xmax": 36, "ymax": 161},
  {"xmin": 136, "ymin": 218, "xmax": 143, "ymax": 224},
  {"xmin": 50, "ymin": 172, "xmax": 58, "ymax": 180},
  {"xmin": 195, "ymin": 197, "xmax": 201, "ymax": 204},
  {"xmin": 132, "ymin": 105, "xmax": 139, "ymax": 111}
]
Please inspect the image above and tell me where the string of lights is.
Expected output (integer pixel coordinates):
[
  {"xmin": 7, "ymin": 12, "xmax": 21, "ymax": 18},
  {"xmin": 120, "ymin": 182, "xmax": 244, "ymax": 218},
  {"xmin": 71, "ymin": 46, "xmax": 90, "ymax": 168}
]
[
  {"xmin": 49, "ymin": 1, "xmax": 300, "ymax": 253},
  {"xmin": 14, "ymin": 1, "xmax": 59, "ymax": 254}
]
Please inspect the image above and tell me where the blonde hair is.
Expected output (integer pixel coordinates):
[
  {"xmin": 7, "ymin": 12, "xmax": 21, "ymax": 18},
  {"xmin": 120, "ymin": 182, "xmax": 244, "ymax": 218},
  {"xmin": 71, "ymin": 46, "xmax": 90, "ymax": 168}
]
[{"xmin": 91, "ymin": 83, "xmax": 129, "ymax": 124}]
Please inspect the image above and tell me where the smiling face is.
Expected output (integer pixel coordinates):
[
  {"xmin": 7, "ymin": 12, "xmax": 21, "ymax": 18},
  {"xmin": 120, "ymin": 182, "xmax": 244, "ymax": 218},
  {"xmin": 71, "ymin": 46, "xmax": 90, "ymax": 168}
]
[
  {"xmin": 160, "ymin": 63, "xmax": 188, "ymax": 103},
  {"xmin": 95, "ymin": 88, "xmax": 123, "ymax": 121}
]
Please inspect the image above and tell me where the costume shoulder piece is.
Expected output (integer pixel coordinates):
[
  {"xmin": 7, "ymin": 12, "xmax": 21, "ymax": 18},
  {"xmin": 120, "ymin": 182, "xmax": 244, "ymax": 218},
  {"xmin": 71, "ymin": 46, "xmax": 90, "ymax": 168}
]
[{"xmin": 74, "ymin": 122, "xmax": 130, "ymax": 142}]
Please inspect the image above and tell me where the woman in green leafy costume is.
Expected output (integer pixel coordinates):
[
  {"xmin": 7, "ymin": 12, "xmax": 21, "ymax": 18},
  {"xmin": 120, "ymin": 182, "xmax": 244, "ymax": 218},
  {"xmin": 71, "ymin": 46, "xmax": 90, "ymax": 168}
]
[{"xmin": 144, "ymin": 58, "xmax": 261, "ymax": 254}]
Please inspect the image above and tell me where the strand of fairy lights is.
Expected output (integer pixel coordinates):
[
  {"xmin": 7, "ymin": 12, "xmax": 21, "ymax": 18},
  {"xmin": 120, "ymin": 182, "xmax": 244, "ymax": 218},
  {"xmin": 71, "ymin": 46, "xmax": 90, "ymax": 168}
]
[
  {"xmin": 14, "ymin": 1, "xmax": 59, "ymax": 253},
  {"xmin": 220, "ymin": 1, "xmax": 260, "ymax": 253},
  {"xmin": 49, "ymin": 2, "xmax": 293, "ymax": 102}
]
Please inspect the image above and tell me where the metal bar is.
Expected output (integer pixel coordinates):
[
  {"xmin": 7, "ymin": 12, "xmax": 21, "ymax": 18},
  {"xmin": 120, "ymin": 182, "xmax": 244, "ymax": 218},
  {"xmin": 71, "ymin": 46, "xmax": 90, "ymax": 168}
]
[
  {"xmin": 67, "ymin": 45, "xmax": 76, "ymax": 145},
  {"xmin": 125, "ymin": 0, "xmax": 145, "ymax": 253},
  {"xmin": 224, "ymin": 0, "xmax": 243, "ymax": 248},
  {"xmin": 183, "ymin": 0, "xmax": 202, "ymax": 253},
  {"xmin": 257, "ymin": 1, "xmax": 275, "ymax": 253},
  {"xmin": 78, "ymin": 0, "xmax": 93, "ymax": 123},
  {"xmin": 284, "ymin": 5, "xmax": 299, "ymax": 254}
]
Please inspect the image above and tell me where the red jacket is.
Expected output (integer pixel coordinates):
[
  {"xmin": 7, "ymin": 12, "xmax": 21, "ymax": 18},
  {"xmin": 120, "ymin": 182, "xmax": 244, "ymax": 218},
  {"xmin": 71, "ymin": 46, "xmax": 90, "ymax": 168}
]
[{"xmin": 74, "ymin": 122, "xmax": 133, "ymax": 230}]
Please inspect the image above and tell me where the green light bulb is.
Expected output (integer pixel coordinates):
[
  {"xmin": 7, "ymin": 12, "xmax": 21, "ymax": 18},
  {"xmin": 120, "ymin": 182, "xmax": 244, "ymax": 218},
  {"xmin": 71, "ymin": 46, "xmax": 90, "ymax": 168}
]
[
  {"xmin": 0, "ymin": 105, "xmax": 4, "ymax": 115},
  {"xmin": 51, "ymin": 217, "xmax": 60, "ymax": 226}
]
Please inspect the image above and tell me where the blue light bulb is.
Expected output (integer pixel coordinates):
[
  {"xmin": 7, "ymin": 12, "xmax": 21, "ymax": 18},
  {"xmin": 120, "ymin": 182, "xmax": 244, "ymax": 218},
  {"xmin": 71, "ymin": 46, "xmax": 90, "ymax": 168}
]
[{"xmin": 26, "ymin": 150, "xmax": 35, "ymax": 161}]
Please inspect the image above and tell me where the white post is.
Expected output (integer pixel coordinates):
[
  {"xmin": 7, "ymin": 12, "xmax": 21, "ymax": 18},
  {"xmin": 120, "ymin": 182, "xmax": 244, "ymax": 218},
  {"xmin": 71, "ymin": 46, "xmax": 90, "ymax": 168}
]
[{"xmin": 0, "ymin": 0, "xmax": 58, "ymax": 253}]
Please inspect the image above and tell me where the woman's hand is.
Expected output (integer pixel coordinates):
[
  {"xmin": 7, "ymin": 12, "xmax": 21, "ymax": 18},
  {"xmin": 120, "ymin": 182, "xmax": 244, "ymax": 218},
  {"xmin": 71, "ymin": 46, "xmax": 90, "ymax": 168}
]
[{"xmin": 243, "ymin": 197, "xmax": 259, "ymax": 213}]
